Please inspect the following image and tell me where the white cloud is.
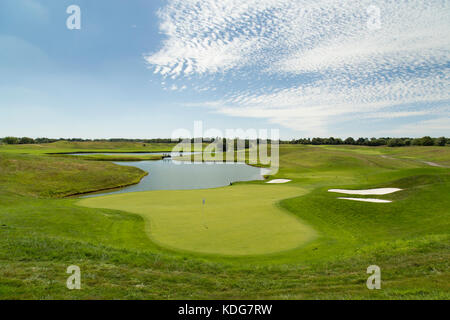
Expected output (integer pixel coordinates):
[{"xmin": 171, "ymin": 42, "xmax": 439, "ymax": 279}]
[
  {"xmin": 146, "ymin": 0, "xmax": 450, "ymax": 135},
  {"xmin": 193, "ymin": 76, "xmax": 449, "ymax": 135},
  {"xmin": 382, "ymin": 117, "xmax": 450, "ymax": 137}
]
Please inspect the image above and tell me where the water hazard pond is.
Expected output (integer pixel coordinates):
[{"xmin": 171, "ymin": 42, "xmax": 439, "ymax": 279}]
[{"xmin": 81, "ymin": 156, "xmax": 269, "ymax": 197}]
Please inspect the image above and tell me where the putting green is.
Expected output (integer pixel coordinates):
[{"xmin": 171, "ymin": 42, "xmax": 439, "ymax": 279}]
[{"xmin": 78, "ymin": 185, "xmax": 317, "ymax": 256}]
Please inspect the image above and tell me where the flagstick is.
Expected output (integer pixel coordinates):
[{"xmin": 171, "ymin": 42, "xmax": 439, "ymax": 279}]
[{"xmin": 202, "ymin": 198, "xmax": 208, "ymax": 229}]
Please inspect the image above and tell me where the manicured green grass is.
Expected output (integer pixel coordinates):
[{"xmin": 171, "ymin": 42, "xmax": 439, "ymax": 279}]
[
  {"xmin": 0, "ymin": 142, "xmax": 449, "ymax": 299},
  {"xmin": 79, "ymin": 185, "xmax": 316, "ymax": 256}
]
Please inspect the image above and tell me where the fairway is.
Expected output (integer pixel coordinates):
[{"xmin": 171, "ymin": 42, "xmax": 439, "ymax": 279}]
[{"xmin": 78, "ymin": 185, "xmax": 317, "ymax": 256}]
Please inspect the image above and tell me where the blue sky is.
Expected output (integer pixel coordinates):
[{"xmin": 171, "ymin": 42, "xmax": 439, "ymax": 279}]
[{"xmin": 0, "ymin": 0, "xmax": 449, "ymax": 139}]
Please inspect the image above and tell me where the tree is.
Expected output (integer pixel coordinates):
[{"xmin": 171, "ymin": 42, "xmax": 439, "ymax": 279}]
[
  {"xmin": 222, "ymin": 138, "xmax": 227, "ymax": 152},
  {"xmin": 344, "ymin": 137, "xmax": 355, "ymax": 145},
  {"xmin": 387, "ymin": 138, "xmax": 405, "ymax": 147},
  {"xmin": 2, "ymin": 137, "xmax": 19, "ymax": 144},
  {"xmin": 368, "ymin": 137, "xmax": 384, "ymax": 146},
  {"xmin": 421, "ymin": 136, "xmax": 434, "ymax": 146},
  {"xmin": 19, "ymin": 137, "xmax": 35, "ymax": 144},
  {"xmin": 311, "ymin": 137, "xmax": 324, "ymax": 145},
  {"xmin": 356, "ymin": 137, "xmax": 366, "ymax": 145},
  {"xmin": 35, "ymin": 137, "xmax": 55, "ymax": 144},
  {"xmin": 435, "ymin": 137, "xmax": 446, "ymax": 146}
]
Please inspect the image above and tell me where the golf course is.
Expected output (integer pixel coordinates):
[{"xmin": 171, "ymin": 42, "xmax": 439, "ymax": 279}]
[{"xmin": 0, "ymin": 141, "xmax": 449, "ymax": 299}]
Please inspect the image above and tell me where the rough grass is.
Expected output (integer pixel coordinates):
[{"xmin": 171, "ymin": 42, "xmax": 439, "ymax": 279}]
[
  {"xmin": 0, "ymin": 141, "xmax": 176, "ymax": 154},
  {"xmin": 0, "ymin": 141, "xmax": 205, "ymax": 155},
  {"xmin": 0, "ymin": 143, "xmax": 449, "ymax": 299},
  {"xmin": 0, "ymin": 153, "xmax": 146, "ymax": 198}
]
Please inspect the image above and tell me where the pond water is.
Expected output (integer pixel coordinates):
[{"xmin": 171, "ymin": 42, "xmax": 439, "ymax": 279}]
[{"xmin": 84, "ymin": 159, "xmax": 269, "ymax": 197}]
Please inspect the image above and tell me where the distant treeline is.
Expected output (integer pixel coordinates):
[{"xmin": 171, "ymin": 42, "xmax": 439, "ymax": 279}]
[
  {"xmin": 285, "ymin": 136, "xmax": 448, "ymax": 147},
  {"xmin": 0, "ymin": 136, "xmax": 448, "ymax": 147},
  {"xmin": 0, "ymin": 137, "xmax": 263, "ymax": 152},
  {"xmin": 0, "ymin": 137, "xmax": 179, "ymax": 145}
]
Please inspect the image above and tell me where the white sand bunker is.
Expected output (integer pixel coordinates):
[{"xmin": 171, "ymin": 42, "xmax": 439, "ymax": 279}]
[
  {"xmin": 267, "ymin": 179, "xmax": 292, "ymax": 184},
  {"xmin": 328, "ymin": 188, "xmax": 402, "ymax": 195},
  {"xmin": 338, "ymin": 197, "xmax": 392, "ymax": 203}
]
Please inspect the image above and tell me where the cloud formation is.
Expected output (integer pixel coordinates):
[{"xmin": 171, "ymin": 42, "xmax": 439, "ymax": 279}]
[{"xmin": 146, "ymin": 0, "xmax": 450, "ymax": 135}]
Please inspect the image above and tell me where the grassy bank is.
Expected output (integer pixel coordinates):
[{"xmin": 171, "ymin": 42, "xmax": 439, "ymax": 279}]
[
  {"xmin": 0, "ymin": 153, "xmax": 147, "ymax": 198},
  {"xmin": 54, "ymin": 154, "xmax": 166, "ymax": 162}
]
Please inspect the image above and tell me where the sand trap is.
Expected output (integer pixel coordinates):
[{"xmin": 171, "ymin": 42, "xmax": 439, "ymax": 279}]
[
  {"xmin": 328, "ymin": 188, "xmax": 402, "ymax": 195},
  {"xmin": 338, "ymin": 197, "xmax": 392, "ymax": 203},
  {"xmin": 267, "ymin": 179, "xmax": 292, "ymax": 184}
]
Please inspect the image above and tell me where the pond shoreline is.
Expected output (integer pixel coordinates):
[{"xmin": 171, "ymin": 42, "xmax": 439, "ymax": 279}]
[
  {"xmin": 65, "ymin": 171, "xmax": 149, "ymax": 198},
  {"xmin": 63, "ymin": 152, "xmax": 273, "ymax": 198}
]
